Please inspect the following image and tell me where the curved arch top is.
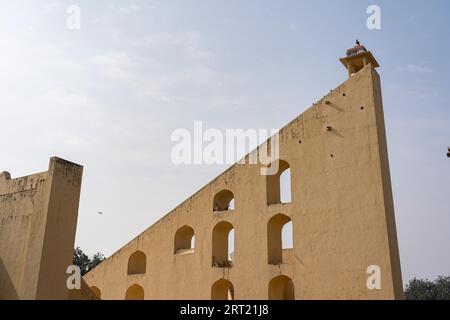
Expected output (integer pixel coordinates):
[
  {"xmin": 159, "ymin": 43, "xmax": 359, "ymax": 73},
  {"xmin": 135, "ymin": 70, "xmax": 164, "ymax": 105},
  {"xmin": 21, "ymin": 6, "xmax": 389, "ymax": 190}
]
[
  {"xmin": 90, "ymin": 286, "xmax": 101, "ymax": 299},
  {"xmin": 213, "ymin": 189, "xmax": 235, "ymax": 212},
  {"xmin": 266, "ymin": 160, "xmax": 292, "ymax": 205},
  {"xmin": 212, "ymin": 221, "xmax": 235, "ymax": 268},
  {"xmin": 267, "ymin": 214, "xmax": 292, "ymax": 265},
  {"xmin": 174, "ymin": 225, "xmax": 195, "ymax": 255},
  {"xmin": 268, "ymin": 275, "xmax": 295, "ymax": 300},
  {"xmin": 127, "ymin": 251, "xmax": 147, "ymax": 275},
  {"xmin": 211, "ymin": 279, "xmax": 234, "ymax": 300},
  {"xmin": 125, "ymin": 284, "xmax": 144, "ymax": 300}
]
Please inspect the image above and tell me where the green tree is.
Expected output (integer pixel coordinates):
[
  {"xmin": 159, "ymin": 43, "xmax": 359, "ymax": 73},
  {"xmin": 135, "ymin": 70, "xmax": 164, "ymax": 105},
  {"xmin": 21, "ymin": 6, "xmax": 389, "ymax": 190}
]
[
  {"xmin": 405, "ymin": 276, "xmax": 450, "ymax": 300},
  {"xmin": 89, "ymin": 252, "xmax": 106, "ymax": 272},
  {"xmin": 73, "ymin": 247, "xmax": 105, "ymax": 276}
]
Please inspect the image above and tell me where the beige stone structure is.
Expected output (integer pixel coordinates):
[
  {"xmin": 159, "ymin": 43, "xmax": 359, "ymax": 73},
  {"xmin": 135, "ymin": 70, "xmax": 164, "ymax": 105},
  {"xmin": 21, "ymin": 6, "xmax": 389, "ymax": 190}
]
[
  {"xmin": 84, "ymin": 48, "xmax": 404, "ymax": 300},
  {"xmin": 0, "ymin": 157, "xmax": 83, "ymax": 300}
]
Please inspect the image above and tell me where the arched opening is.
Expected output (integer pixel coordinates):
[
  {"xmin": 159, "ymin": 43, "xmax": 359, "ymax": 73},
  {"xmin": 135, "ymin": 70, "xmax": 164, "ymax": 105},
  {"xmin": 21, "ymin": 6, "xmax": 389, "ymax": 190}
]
[
  {"xmin": 267, "ymin": 214, "xmax": 292, "ymax": 265},
  {"xmin": 280, "ymin": 166, "xmax": 292, "ymax": 204},
  {"xmin": 268, "ymin": 275, "xmax": 295, "ymax": 300},
  {"xmin": 282, "ymin": 220, "xmax": 293, "ymax": 250},
  {"xmin": 125, "ymin": 284, "xmax": 144, "ymax": 300},
  {"xmin": 174, "ymin": 225, "xmax": 195, "ymax": 255},
  {"xmin": 211, "ymin": 279, "xmax": 234, "ymax": 300},
  {"xmin": 127, "ymin": 251, "xmax": 146, "ymax": 275},
  {"xmin": 90, "ymin": 286, "xmax": 101, "ymax": 299},
  {"xmin": 266, "ymin": 160, "xmax": 291, "ymax": 205},
  {"xmin": 213, "ymin": 189, "xmax": 235, "ymax": 212},
  {"xmin": 228, "ymin": 229, "xmax": 235, "ymax": 262},
  {"xmin": 212, "ymin": 221, "xmax": 234, "ymax": 268},
  {"xmin": 191, "ymin": 235, "xmax": 196, "ymax": 249}
]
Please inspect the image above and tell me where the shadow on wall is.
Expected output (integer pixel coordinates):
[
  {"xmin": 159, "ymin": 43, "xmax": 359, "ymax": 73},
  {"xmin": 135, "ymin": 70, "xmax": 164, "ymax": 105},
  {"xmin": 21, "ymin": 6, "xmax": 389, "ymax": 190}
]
[
  {"xmin": 0, "ymin": 257, "xmax": 19, "ymax": 300},
  {"xmin": 68, "ymin": 278, "xmax": 101, "ymax": 300}
]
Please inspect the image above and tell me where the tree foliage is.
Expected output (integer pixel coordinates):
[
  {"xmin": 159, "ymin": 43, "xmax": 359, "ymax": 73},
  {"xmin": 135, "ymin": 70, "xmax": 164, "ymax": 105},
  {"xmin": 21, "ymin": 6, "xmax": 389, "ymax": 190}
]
[
  {"xmin": 405, "ymin": 276, "xmax": 450, "ymax": 300},
  {"xmin": 73, "ymin": 247, "xmax": 105, "ymax": 276}
]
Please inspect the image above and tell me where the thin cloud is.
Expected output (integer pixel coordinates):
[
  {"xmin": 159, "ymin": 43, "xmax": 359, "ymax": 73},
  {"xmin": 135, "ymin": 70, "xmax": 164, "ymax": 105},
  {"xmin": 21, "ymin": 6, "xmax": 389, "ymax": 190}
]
[
  {"xmin": 396, "ymin": 64, "xmax": 434, "ymax": 75},
  {"xmin": 288, "ymin": 23, "xmax": 298, "ymax": 31},
  {"xmin": 90, "ymin": 52, "xmax": 135, "ymax": 82}
]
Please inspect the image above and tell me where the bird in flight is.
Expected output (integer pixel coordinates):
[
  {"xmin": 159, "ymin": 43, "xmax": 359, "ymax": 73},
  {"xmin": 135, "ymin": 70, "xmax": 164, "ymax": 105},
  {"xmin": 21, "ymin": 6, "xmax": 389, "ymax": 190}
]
[{"xmin": 97, "ymin": 211, "xmax": 103, "ymax": 215}]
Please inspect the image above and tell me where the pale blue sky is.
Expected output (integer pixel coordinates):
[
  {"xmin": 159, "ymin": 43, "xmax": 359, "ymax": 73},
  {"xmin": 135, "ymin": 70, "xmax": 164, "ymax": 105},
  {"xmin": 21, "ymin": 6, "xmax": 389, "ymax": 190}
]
[{"xmin": 0, "ymin": 0, "xmax": 449, "ymax": 284}]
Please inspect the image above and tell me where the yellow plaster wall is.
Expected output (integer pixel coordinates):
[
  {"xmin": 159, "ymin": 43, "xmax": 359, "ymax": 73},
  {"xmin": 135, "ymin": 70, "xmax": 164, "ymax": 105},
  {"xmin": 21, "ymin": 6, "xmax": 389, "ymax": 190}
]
[
  {"xmin": 0, "ymin": 157, "xmax": 83, "ymax": 300},
  {"xmin": 84, "ymin": 64, "xmax": 403, "ymax": 300}
]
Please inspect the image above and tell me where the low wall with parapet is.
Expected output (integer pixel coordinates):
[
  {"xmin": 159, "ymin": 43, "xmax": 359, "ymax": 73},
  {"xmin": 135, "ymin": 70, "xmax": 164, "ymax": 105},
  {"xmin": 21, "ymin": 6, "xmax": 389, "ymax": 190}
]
[{"xmin": 0, "ymin": 157, "xmax": 83, "ymax": 300}]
